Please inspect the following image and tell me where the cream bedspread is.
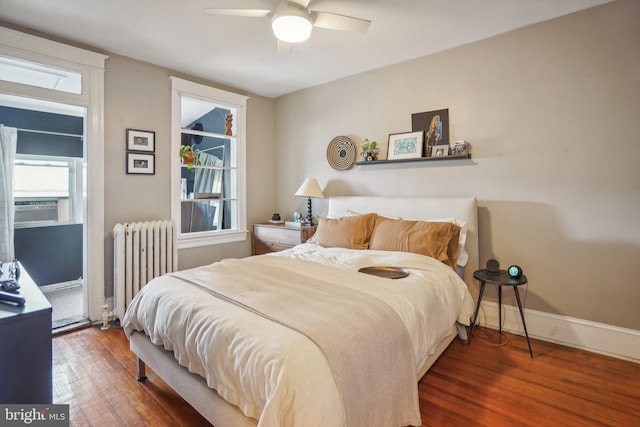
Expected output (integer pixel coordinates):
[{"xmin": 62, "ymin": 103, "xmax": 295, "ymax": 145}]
[{"xmin": 123, "ymin": 243, "xmax": 474, "ymax": 427}]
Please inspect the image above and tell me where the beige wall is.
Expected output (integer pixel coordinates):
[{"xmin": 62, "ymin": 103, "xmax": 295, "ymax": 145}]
[
  {"xmin": 274, "ymin": 0, "xmax": 640, "ymax": 330},
  {"xmin": 103, "ymin": 55, "xmax": 277, "ymax": 297}
]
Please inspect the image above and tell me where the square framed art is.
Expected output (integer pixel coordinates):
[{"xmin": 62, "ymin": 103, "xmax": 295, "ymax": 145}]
[
  {"xmin": 387, "ymin": 131, "xmax": 424, "ymax": 160},
  {"xmin": 127, "ymin": 152, "xmax": 155, "ymax": 175},
  {"xmin": 126, "ymin": 129, "xmax": 155, "ymax": 152}
]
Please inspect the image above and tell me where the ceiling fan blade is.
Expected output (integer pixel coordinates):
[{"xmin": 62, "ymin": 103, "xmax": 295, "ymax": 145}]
[
  {"xmin": 310, "ymin": 11, "xmax": 371, "ymax": 33},
  {"xmin": 277, "ymin": 40, "xmax": 294, "ymax": 54},
  {"xmin": 205, "ymin": 8, "xmax": 271, "ymax": 18}
]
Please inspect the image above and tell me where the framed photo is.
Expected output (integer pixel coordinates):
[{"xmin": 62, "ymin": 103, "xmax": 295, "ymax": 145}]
[
  {"xmin": 127, "ymin": 129, "xmax": 155, "ymax": 152},
  {"xmin": 127, "ymin": 152, "xmax": 155, "ymax": 175},
  {"xmin": 411, "ymin": 108, "xmax": 449, "ymax": 156},
  {"xmin": 430, "ymin": 144, "xmax": 449, "ymax": 158},
  {"xmin": 387, "ymin": 131, "xmax": 424, "ymax": 160},
  {"xmin": 451, "ymin": 141, "xmax": 469, "ymax": 156}
]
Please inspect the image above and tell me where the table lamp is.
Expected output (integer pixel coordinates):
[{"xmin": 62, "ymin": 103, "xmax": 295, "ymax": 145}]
[{"xmin": 294, "ymin": 178, "xmax": 324, "ymax": 226}]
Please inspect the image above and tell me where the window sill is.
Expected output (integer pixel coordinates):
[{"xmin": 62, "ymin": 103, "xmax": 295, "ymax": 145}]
[{"xmin": 177, "ymin": 229, "xmax": 248, "ymax": 250}]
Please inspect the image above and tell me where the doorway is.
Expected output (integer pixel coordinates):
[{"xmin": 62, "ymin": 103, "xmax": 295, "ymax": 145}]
[
  {"xmin": 1, "ymin": 95, "xmax": 88, "ymax": 330},
  {"xmin": 0, "ymin": 26, "xmax": 107, "ymax": 323}
]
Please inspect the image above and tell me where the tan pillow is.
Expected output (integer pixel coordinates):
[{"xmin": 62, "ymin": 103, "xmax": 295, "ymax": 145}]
[
  {"xmin": 369, "ymin": 217, "xmax": 461, "ymax": 269},
  {"xmin": 308, "ymin": 213, "xmax": 377, "ymax": 249}
]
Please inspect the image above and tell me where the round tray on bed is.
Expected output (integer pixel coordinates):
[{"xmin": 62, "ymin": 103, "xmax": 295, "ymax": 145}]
[{"xmin": 358, "ymin": 266, "xmax": 409, "ymax": 279}]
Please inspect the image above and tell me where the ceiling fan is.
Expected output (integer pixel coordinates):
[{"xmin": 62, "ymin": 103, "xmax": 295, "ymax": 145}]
[{"xmin": 206, "ymin": 0, "xmax": 371, "ymax": 54}]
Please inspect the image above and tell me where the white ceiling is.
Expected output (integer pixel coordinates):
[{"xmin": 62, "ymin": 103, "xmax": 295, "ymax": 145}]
[{"xmin": 0, "ymin": 0, "xmax": 611, "ymax": 98}]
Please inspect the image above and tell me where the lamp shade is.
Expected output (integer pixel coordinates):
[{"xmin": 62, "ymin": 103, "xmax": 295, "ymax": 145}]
[{"xmin": 294, "ymin": 178, "xmax": 324, "ymax": 198}]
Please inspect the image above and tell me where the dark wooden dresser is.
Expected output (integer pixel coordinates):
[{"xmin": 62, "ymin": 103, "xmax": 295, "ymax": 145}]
[{"xmin": 0, "ymin": 270, "xmax": 52, "ymax": 403}]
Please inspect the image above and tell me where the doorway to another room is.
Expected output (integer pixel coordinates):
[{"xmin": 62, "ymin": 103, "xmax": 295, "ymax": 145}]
[
  {"xmin": 1, "ymin": 95, "xmax": 88, "ymax": 331},
  {"xmin": 0, "ymin": 26, "xmax": 107, "ymax": 326}
]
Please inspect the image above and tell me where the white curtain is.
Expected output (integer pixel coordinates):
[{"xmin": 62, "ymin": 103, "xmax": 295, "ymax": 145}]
[
  {"xmin": 0, "ymin": 125, "xmax": 17, "ymax": 262},
  {"xmin": 194, "ymin": 152, "xmax": 223, "ymax": 195},
  {"xmin": 194, "ymin": 152, "xmax": 224, "ymax": 229}
]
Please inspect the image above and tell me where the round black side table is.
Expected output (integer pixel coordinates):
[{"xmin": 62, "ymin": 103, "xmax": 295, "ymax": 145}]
[{"xmin": 470, "ymin": 269, "xmax": 534, "ymax": 358}]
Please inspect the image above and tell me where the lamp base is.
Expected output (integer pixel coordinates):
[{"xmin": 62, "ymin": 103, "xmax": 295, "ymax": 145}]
[{"xmin": 306, "ymin": 197, "xmax": 314, "ymax": 226}]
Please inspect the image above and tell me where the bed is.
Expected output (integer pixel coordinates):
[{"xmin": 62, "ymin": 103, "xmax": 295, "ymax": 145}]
[{"xmin": 123, "ymin": 196, "xmax": 478, "ymax": 427}]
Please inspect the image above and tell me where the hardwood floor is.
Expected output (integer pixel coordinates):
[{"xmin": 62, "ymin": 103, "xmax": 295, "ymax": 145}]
[
  {"xmin": 53, "ymin": 325, "xmax": 210, "ymax": 426},
  {"xmin": 53, "ymin": 326, "xmax": 640, "ymax": 426}
]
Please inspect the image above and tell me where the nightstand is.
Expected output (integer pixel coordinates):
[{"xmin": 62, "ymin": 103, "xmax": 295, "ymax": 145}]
[
  {"xmin": 469, "ymin": 269, "xmax": 533, "ymax": 358},
  {"xmin": 252, "ymin": 223, "xmax": 317, "ymax": 255}
]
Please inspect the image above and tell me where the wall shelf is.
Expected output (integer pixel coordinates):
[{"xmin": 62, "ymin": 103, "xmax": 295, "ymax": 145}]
[{"xmin": 355, "ymin": 153, "xmax": 471, "ymax": 166}]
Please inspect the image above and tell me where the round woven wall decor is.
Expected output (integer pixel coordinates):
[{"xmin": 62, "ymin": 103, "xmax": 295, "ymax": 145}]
[{"xmin": 326, "ymin": 136, "xmax": 356, "ymax": 170}]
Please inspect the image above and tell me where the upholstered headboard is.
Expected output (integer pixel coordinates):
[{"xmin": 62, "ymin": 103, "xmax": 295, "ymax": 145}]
[{"xmin": 327, "ymin": 196, "xmax": 479, "ymax": 294}]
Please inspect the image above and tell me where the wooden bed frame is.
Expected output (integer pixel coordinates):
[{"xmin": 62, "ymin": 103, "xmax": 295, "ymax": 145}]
[{"xmin": 130, "ymin": 196, "xmax": 479, "ymax": 427}]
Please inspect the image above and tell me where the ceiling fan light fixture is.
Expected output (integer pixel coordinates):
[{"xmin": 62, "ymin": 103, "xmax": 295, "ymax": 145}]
[{"xmin": 272, "ymin": 13, "xmax": 312, "ymax": 43}]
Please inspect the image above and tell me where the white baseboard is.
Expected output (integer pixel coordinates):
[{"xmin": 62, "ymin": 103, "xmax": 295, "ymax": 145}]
[{"xmin": 477, "ymin": 301, "xmax": 640, "ymax": 363}]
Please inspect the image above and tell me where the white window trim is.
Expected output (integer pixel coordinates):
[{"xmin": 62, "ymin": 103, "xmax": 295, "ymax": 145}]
[
  {"xmin": 169, "ymin": 76, "xmax": 249, "ymax": 248},
  {"xmin": 0, "ymin": 26, "xmax": 107, "ymax": 321}
]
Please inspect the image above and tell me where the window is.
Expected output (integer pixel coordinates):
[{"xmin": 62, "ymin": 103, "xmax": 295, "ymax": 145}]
[
  {"xmin": 14, "ymin": 155, "xmax": 83, "ymax": 227},
  {"xmin": 0, "ymin": 56, "xmax": 82, "ymax": 94},
  {"xmin": 170, "ymin": 77, "xmax": 248, "ymax": 248}
]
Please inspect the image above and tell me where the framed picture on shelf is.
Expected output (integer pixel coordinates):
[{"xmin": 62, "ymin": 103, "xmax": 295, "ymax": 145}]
[
  {"xmin": 126, "ymin": 129, "xmax": 155, "ymax": 152},
  {"xmin": 127, "ymin": 152, "xmax": 155, "ymax": 175},
  {"xmin": 451, "ymin": 141, "xmax": 469, "ymax": 156},
  {"xmin": 430, "ymin": 144, "xmax": 449, "ymax": 158},
  {"xmin": 387, "ymin": 131, "xmax": 424, "ymax": 160},
  {"xmin": 411, "ymin": 109, "xmax": 449, "ymax": 156}
]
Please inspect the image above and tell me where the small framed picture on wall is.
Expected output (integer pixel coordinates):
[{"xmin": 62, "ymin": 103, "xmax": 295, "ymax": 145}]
[
  {"xmin": 126, "ymin": 129, "xmax": 155, "ymax": 152},
  {"xmin": 127, "ymin": 152, "xmax": 155, "ymax": 175}
]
